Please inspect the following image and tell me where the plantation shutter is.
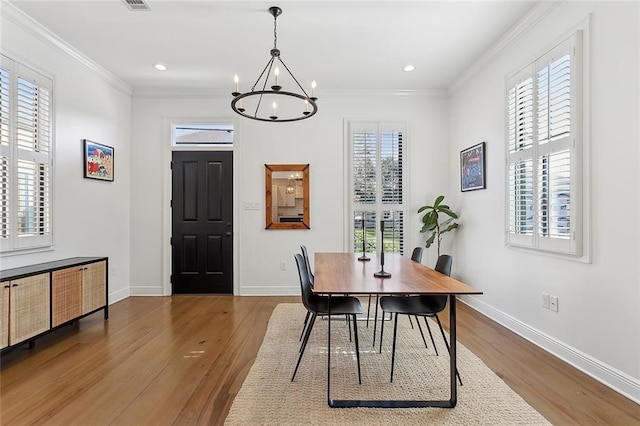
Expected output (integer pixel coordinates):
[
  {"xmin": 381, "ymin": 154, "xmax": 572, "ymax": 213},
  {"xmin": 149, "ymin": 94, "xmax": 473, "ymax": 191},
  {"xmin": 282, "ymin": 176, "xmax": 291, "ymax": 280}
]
[
  {"xmin": 507, "ymin": 67, "xmax": 535, "ymax": 247},
  {"xmin": 505, "ymin": 33, "xmax": 581, "ymax": 255},
  {"xmin": 0, "ymin": 61, "xmax": 10, "ymax": 248},
  {"xmin": 1, "ymin": 54, "xmax": 54, "ymax": 252},
  {"xmin": 350, "ymin": 122, "xmax": 405, "ymax": 255}
]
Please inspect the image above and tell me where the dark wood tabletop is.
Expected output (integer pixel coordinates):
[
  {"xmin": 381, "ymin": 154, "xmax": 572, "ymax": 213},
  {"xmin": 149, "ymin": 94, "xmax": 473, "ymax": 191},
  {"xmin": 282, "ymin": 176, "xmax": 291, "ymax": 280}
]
[{"xmin": 313, "ymin": 252, "xmax": 482, "ymax": 296}]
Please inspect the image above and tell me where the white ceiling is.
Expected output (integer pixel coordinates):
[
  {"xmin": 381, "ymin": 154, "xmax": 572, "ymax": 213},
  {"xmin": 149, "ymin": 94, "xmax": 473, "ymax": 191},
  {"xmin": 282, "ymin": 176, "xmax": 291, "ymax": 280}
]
[{"xmin": 9, "ymin": 0, "xmax": 539, "ymax": 93}]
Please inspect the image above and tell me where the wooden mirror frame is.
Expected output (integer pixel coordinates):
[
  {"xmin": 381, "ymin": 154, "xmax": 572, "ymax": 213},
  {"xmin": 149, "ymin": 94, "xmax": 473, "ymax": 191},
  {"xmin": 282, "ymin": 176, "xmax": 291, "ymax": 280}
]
[{"xmin": 265, "ymin": 164, "xmax": 310, "ymax": 230}]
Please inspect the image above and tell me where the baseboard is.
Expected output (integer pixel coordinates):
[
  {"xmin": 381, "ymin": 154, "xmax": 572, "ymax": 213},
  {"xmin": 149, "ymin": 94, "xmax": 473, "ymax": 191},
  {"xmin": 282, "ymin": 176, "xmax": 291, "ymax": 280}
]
[
  {"xmin": 461, "ymin": 295, "xmax": 640, "ymax": 405},
  {"xmin": 108, "ymin": 287, "xmax": 130, "ymax": 304},
  {"xmin": 130, "ymin": 286, "xmax": 164, "ymax": 296},
  {"xmin": 240, "ymin": 285, "xmax": 298, "ymax": 296}
]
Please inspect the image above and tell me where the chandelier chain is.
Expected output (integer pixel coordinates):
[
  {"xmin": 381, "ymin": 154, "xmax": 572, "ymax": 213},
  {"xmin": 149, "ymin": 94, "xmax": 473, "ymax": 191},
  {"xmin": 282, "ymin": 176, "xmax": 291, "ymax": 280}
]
[{"xmin": 273, "ymin": 14, "xmax": 278, "ymax": 49}]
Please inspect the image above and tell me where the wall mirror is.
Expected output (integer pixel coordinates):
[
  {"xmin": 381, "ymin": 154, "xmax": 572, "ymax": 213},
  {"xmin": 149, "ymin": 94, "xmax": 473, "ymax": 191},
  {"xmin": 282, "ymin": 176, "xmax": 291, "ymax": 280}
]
[{"xmin": 265, "ymin": 164, "xmax": 310, "ymax": 230}]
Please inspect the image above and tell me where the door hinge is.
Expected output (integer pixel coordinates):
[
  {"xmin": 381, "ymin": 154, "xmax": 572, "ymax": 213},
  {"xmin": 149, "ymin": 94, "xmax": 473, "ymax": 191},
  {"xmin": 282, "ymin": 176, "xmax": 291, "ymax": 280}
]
[
  {"xmin": 170, "ymin": 237, "xmax": 172, "ymax": 245},
  {"xmin": 170, "ymin": 199, "xmax": 173, "ymax": 208},
  {"xmin": 170, "ymin": 161, "xmax": 174, "ymax": 169},
  {"xmin": 170, "ymin": 275, "xmax": 173, "ymax": 284}
]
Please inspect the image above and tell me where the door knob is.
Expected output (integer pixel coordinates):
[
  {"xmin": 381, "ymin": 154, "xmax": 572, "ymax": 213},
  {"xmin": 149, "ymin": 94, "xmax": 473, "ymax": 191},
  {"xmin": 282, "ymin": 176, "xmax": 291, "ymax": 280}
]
[{"xmin": 226, "ymin": 231, "xmax": 232, "ymax": 236}]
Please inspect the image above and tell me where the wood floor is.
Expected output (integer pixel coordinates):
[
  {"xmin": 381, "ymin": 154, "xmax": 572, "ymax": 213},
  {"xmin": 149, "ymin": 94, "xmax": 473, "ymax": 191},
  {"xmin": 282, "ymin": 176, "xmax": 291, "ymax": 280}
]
[{"xmin": 1, "ymin": 296, "xmax": 638, "ymax": 425}]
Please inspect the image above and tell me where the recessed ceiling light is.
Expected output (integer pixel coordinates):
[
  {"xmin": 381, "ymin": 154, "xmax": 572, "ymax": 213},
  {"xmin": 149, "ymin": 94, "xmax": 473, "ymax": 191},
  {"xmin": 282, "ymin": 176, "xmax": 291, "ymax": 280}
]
[
  {"xmin": 403, "ymin": 65, "xmax": 415, "ymax": 72},
  {"xmin": 153, "ymin": 63, "xmax": 167, "ymax": 71}
]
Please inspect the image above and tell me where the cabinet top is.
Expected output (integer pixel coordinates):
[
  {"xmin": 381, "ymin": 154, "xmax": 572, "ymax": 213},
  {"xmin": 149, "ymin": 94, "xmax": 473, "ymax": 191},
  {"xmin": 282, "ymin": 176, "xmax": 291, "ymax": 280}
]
[{"xmin": 0, "ymin": 257, "xmax": 108, "ymax": 281}]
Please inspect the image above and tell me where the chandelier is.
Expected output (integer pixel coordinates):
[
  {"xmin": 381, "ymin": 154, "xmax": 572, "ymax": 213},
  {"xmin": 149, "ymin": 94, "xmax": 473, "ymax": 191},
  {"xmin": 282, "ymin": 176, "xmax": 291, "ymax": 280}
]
[{"xmin": 231, "ymin": 6, "xmax": 318, "ymax": 122}]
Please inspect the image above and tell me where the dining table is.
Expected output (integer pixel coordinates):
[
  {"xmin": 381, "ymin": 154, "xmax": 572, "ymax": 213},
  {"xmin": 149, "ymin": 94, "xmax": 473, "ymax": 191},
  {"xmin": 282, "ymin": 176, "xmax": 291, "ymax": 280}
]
[{"xmin": 313, "ymin": 252, "xmax": 483, "ymax": 408}]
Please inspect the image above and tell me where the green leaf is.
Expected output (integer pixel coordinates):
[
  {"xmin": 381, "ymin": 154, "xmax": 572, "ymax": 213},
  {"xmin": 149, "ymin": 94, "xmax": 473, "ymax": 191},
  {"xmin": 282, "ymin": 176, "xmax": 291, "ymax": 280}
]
[
  {"xmin": 434, "ymin": 195, "xmax": 444, "ymax": 207},
  {"xmin": 421, "ymin": 222, "xmax": 437, "ymax": 233},
  {"xmin": 424, "ymin": 212, "xmax": 438, "ymax": 226},
  {"xmin": 417, "ymin": 205, "xmax": 433, "ymax": 213},
  {"xmin": 441, "ymin": 223, "xmax": 459, "ymax": 233},
  {"xmin": 424, "ymin": 232, "xmax": 436, "ymax": 248},
  {"xmin": 440, "ymin": 208, "xmax": 458, "ymax": 219}
]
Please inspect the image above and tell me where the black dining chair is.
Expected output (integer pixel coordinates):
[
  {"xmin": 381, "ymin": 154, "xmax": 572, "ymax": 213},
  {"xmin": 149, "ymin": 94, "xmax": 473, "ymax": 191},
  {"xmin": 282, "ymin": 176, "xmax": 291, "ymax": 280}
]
[
  {"xmin": 298, "ymin": 245, "xmax": 314, "ymax": 341},
  {"xmin": 291, "ymin": 253, "xmax": 363, "ymax": 384},
  {"xmin": 378, "ymin": 254, "xmax": 462, "ymax": 384}
]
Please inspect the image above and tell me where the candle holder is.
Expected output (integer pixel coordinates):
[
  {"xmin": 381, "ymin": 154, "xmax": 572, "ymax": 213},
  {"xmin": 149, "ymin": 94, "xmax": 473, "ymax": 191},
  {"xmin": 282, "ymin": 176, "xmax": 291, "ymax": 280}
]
[
  {"xmin": 374, "ymin": 219, "xmax": 391, "ymax": 278},
  {"xmin": 358, "ymin": 214, "xmax": 370, "ymax": 262}
]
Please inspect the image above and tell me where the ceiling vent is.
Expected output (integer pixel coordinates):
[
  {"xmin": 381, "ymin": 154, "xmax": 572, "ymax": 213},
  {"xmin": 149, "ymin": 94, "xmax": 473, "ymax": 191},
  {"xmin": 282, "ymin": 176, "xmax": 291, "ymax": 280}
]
[{"xmin": 122, "ymin": 0, "xmax": 151, "ymax": 11}]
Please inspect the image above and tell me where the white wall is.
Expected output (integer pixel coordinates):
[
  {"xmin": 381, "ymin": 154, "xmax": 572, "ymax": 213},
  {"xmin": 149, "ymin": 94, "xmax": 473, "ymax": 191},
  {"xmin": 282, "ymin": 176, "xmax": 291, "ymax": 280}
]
[
  {"xmin": 129, "ymin": 92, "xmax": 449, "ymax": 296},
  {"xmin": 448, "ymin": 1, "xmax": 639, "ymax": 401},
  {"xmin": 0, "ymin": 5, "xmax": 132, "ymax": 303},
  {"xmin": 4, "ymin": 0, "xmax": 638, "ymax": 404}
]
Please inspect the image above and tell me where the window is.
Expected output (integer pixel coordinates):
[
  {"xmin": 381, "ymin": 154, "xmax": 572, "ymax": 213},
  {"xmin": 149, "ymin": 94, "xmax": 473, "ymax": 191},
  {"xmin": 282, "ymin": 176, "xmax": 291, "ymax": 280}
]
[
  {"xmin": 349, "ymin": 121, "xmax": 405, "ymax": 255},
  {"xmin": 1, "ymin": 54, "xmax": 54, "ymax": 253},
  {"xmin": 171, "ymin": 123, "xmax": 234, "ymax": 146},
  {"xmin": 506, "ymin": 32, "xmax": 582, "ymax": 256}
]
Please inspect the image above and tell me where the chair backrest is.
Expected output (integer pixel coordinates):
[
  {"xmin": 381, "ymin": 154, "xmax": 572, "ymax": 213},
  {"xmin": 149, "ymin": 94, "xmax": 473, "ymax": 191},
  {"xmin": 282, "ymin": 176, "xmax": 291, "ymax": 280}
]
[
  {"xmin": 434, "ymin": 254, "xmax": 453, "ymax": 277},
  {"xmin": 410, "ymin": 247, "xmax": 424, "ymax": 263},
  {"xmin": 300, "ymin": 245, "xmax": 314, "ymax": 285},
  {"xmin": 294, "ymin": 253, "xmax": 318, "ymax": 311},
  {"xmin": 428, "ymin": 255, "xmax": 453, "ymax": 313}
]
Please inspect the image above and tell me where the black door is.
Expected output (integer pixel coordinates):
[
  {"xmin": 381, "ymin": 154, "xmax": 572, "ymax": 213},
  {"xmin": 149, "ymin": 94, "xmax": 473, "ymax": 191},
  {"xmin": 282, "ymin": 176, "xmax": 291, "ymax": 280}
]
[{"xmin": 171, "ymin": 151, "xmax": 233, "ymax": 294}]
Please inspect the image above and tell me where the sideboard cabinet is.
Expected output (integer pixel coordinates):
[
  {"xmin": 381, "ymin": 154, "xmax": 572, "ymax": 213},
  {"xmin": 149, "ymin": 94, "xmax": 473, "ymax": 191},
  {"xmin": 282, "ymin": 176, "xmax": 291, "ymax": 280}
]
[{"xmin": 0, "ymin": 257, "xmax": 108, "ymax": 351}]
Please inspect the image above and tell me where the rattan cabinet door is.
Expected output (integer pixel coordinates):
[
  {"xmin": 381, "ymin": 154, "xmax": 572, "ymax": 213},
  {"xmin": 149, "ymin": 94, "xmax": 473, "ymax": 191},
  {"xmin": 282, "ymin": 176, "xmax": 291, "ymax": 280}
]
[
  {"xmin": 82, "ymin": 261, "xmax": 106, "ymax": 314},
  {"xmin": 9, "ymin": 274, "xmax": 50, "ymax": 345},
  {"xmin": 52, "ymin": 268, "xmax": 82, "ymax": 327},
  {"xmin": 0, "ymin": 282, "xmax": 9, "ymax": 349}
]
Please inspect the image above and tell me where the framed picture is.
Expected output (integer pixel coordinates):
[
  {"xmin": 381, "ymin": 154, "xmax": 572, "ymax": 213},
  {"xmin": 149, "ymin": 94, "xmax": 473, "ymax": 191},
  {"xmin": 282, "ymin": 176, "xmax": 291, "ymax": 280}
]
[
  {"xmin": 83, "ymin": 139, "xmax": 114, "ymax": 181},
  {"xmin": 460, "ymin": 142, "xmax": 485, "ymax": 191}
]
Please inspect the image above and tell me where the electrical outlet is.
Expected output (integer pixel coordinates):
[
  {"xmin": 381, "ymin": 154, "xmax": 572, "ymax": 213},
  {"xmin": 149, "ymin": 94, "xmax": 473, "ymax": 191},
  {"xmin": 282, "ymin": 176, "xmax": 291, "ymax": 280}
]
[
  {"xmin": 244, "ymin": 201, "xmax": 260, "ymax": 210},
  {"xmin": 549, "ymin": 295, "xmax": 559, "ymax": 312},
  {"xmin": 280, "ymin": 262, "xmax": 286, "ymax": 271},
  {"xmin": 542, "ymin": 292, "xmax": 549, "ymax": 309}
]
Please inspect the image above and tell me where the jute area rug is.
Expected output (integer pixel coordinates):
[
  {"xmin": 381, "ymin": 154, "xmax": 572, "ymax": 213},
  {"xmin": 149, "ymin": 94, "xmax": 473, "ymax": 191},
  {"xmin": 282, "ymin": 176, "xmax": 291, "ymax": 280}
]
[{"xmin": 225, "ymin": 303, "xmax": 550, "ymax": 425}]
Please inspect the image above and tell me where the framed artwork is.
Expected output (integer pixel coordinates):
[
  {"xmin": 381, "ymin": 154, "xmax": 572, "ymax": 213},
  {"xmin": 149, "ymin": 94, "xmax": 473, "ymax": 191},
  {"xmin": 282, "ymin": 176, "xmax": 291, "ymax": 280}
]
[
  {"xmin": 83, "ymin": 139, "xmax": 114, "ymax": 181},
  {"xmin": 460, "ymin": 142, "xmax": 485, "ymax": 192}
]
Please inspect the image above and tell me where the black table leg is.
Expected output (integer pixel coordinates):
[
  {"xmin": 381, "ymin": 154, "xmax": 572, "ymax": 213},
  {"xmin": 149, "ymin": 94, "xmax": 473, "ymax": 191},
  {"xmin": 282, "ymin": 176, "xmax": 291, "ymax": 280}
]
[
  {"xmin": 327, "ymin": 293, "xmax": 458, "ymax": 409},
  {"xmin": 449, "ymin": 295, "xmax": 457, "ymax": 407},
  {"xmin": 327, "ymin": 293, "xmax": 332, "ymax": 406}
]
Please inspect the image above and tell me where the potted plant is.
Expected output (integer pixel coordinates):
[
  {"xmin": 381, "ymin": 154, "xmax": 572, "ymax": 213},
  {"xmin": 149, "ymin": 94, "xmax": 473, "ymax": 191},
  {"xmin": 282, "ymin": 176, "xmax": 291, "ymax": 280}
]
[{"xmin": 418, "ymin": 195, "xmax": 459, "ymax": 256}]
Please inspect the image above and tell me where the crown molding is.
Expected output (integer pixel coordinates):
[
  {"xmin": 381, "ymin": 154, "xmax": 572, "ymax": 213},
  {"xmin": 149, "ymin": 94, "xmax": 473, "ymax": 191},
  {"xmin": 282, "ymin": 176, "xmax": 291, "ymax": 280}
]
[
  {"xmin": 448, "ymin": 0, "xmax": 562, "ymax": 96},
  {"xmin": 132, "ymin": 87, "xmax": 448, "ymax": 100},
  {"xmin": 2, "ymin": 1, "xmax": 132, "ymax": 96}
]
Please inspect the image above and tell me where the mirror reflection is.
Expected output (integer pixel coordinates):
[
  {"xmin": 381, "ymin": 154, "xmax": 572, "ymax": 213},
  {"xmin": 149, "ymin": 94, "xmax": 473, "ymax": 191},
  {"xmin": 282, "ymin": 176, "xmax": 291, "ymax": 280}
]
[{"xmin": 265, "ymin": 164, "xmax": 309, "ymax": 229}]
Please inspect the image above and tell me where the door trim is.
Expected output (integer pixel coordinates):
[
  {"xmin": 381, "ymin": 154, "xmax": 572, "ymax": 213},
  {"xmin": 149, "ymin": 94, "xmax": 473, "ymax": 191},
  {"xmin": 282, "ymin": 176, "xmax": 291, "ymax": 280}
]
[{"xmin": 161, "ymin": 117, "xmax": 241, "ymax": 296}]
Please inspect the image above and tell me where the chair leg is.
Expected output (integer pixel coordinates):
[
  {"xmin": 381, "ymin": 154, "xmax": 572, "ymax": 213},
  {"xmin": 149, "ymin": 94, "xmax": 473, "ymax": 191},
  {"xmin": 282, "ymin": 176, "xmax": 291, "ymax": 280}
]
[
  {"xmin": 366, "ymin": 295, "xmax": 372, "ymax": 327},
  {"xmin": 347, "ymin": 314, "xmax": 352, "ymax": 342},
  {"xmin": 298, "ymin": 313, "xmax": 316, "ymax": 354},
  {"xmin": 414, "ymin": 315, "xmax": 429, "ymax": 349},
  {"xmin": 299, "ymin": 310, "xmax": 310, "ymax": 341},
  {"xmin": 434, "ymin": 314, "xmax": 462, "ymax": 386},
  {"xmin": 372, "ymin": 295, "xmax": 379, "ymax": 347},
  {"xmin": 408, "ymin": 314, "xmax": 414, "ymax": 329},
  {"xmin": 378, "ymin": 308, "xmax": 385, "ymax": 353},
  {"xmin": 292, "ymin": 313, "xmax": 317, "ymax": 381},
  {"xmin": 390, "ymin": 313, "xmax": 399, "ymax": 383},
  {"xmin": 422, "ymin": 317, "xmax": 439, "ymax": 356},
  {"xmin": 352, "ymin": 314, "xmax": 362, "ymax": 385}
]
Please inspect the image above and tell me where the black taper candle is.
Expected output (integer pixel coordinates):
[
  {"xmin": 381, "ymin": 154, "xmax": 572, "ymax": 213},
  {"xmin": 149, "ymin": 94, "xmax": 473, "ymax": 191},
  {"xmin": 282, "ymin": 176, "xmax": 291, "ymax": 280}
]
[
  {"xmin": 374, "ymin": 218, "xmax": 391, "ymax": 278},
  {"xmin": 358, "ymin": 213, "xmax": 370, "ymax": 261}
]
